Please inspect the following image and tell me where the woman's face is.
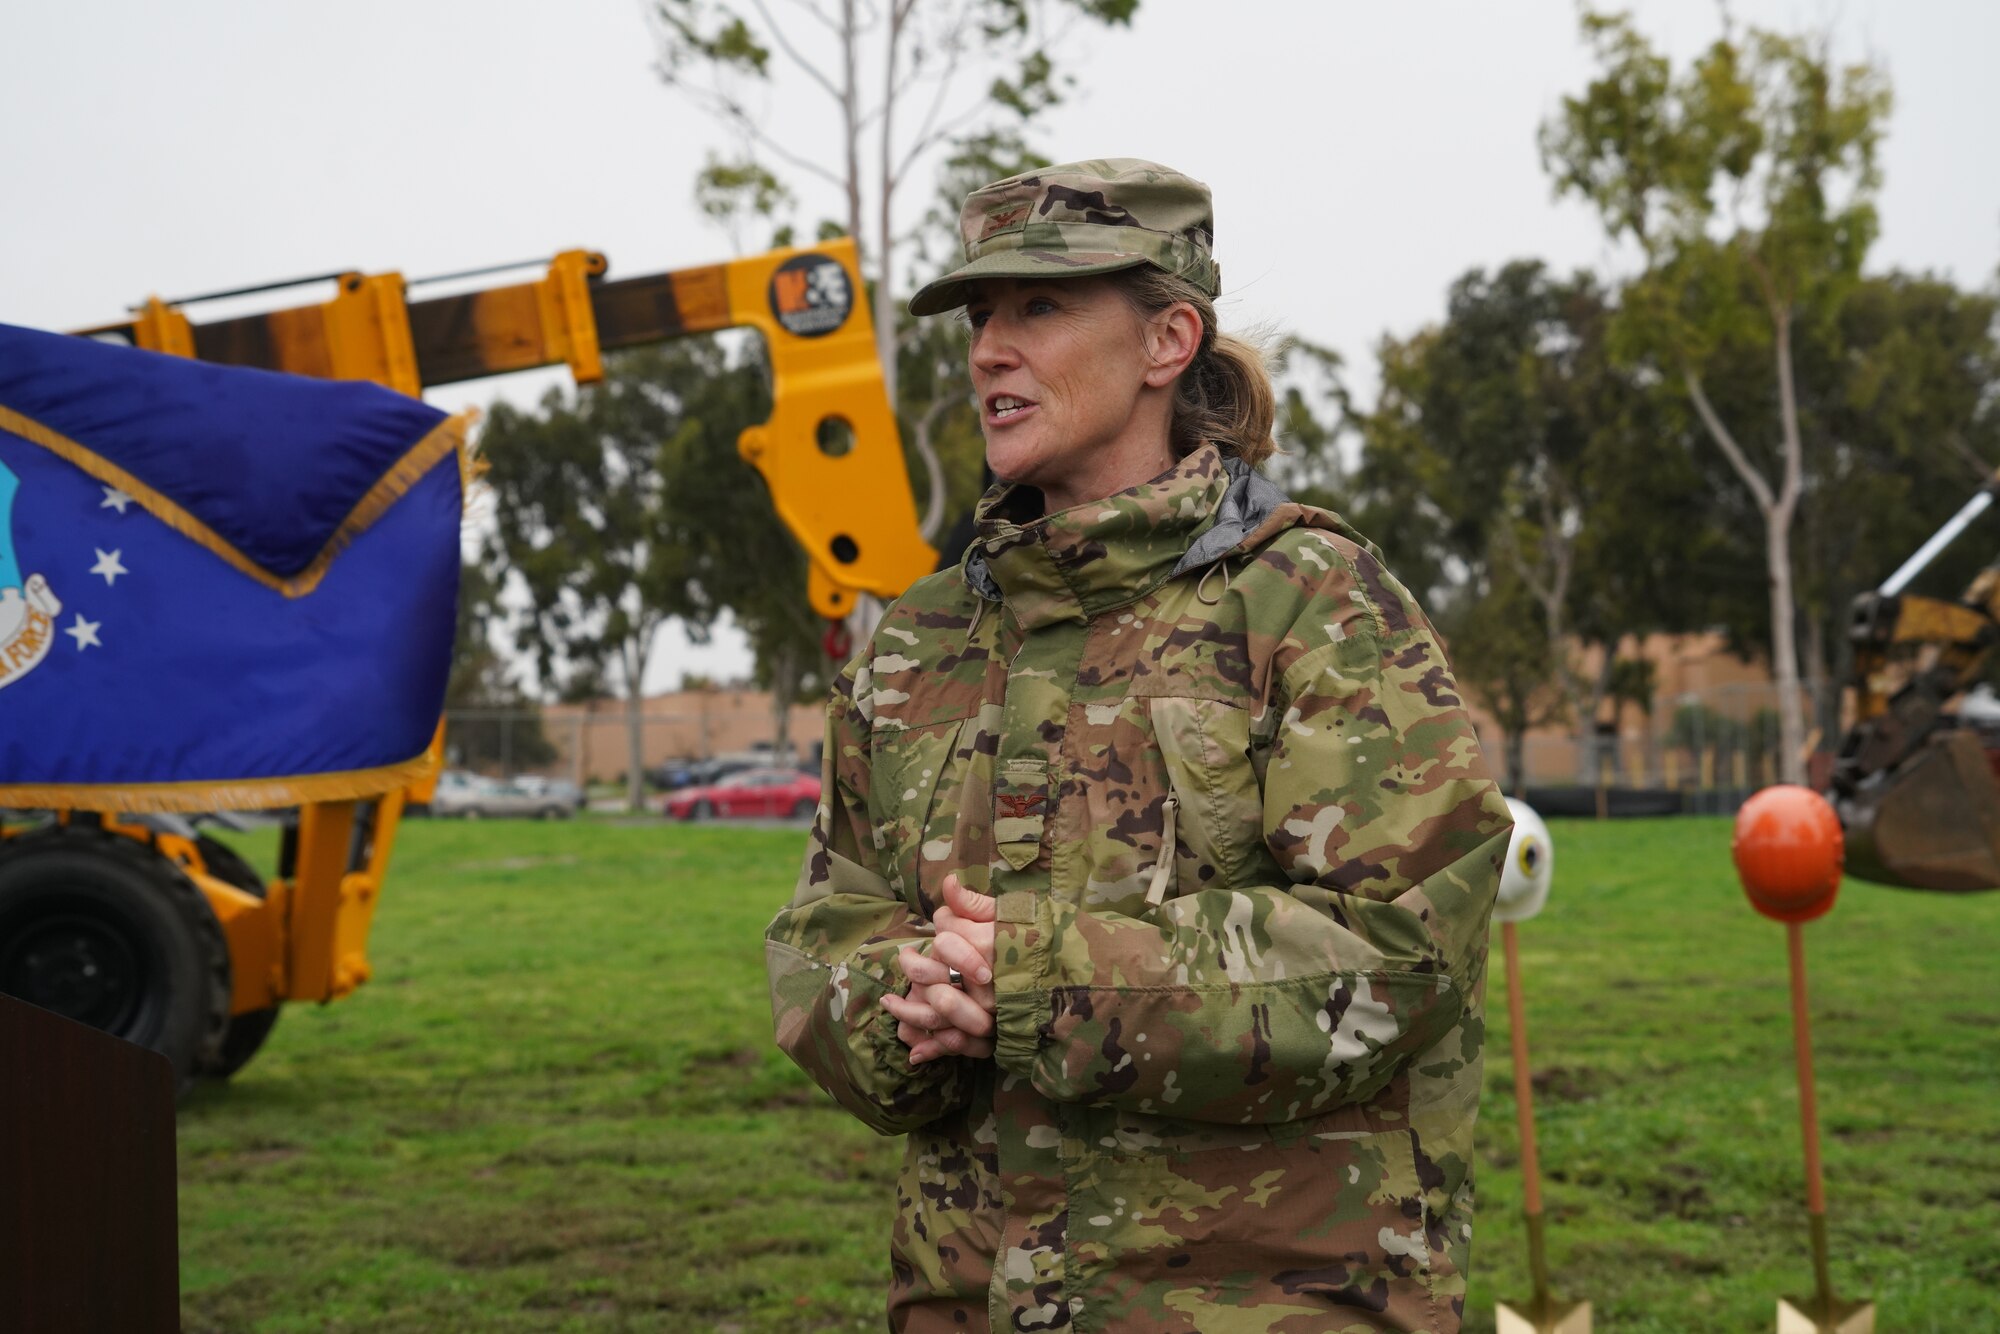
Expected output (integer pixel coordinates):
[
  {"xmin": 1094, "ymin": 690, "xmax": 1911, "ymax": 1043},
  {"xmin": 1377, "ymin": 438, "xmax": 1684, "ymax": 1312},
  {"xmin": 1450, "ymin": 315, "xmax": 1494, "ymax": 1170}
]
[{"xmin": 963, "ymin": 276, "xmax": 1183, "ymax": 512}]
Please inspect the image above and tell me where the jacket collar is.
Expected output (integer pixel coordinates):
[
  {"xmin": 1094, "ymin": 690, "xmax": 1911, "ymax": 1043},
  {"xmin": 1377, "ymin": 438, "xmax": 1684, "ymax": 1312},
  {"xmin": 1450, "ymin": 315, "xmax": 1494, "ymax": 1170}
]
[{"xmin": 963, "ymin": 443, "xmax": 1285, "ymax": 630}]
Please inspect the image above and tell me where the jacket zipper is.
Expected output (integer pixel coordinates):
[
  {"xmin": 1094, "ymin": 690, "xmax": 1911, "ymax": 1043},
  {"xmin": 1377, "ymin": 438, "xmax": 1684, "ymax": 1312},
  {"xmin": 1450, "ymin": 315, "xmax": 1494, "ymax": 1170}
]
[{"xmin": 1145, "ymin": 793, "xmax": 1180, "ymax": 907}]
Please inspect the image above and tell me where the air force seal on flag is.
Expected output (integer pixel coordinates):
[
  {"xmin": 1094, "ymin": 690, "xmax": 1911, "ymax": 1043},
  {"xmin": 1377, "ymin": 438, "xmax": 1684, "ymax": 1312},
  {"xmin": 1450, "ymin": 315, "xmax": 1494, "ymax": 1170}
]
[
  {"xmin": 0, "ymin": 459, "xmax": 63, "ymax": 690},
  {"xmin": 0, "ymin": 321, "xmax": 470, "ymax": 811}
]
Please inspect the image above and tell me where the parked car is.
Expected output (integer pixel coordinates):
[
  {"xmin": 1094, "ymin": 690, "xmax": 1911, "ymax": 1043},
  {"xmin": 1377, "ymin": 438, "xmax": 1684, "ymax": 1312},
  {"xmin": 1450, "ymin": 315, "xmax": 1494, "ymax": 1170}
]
[
  {"xmin": 510, "ymin": 775, "xmax": 586, "ymax": 810},
  {"xmin": 653, "ymin": 752, "xmax": 803, "ymax": 790},
  {"xmin": 652, "ymin": 760, "xmax": 698, "ymax": 790},
  {"xmin": 663, "ymin": 767, "xmax": 821, "ymax": 821},
  {"xmin": 431, "ymin": 772, "xmax": 574, "ymax": 820}
]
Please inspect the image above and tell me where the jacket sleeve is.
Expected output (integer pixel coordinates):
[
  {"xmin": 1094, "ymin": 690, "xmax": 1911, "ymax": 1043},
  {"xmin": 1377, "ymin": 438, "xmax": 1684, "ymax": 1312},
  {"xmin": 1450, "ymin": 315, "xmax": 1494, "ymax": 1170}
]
[
  {"xmin": 990, "ymin": 540, "xmax": 1513, "ymax": 1124},
  {"xmin": 765, "ymin": 652, "xmax": 975, "ymax": 1136}
]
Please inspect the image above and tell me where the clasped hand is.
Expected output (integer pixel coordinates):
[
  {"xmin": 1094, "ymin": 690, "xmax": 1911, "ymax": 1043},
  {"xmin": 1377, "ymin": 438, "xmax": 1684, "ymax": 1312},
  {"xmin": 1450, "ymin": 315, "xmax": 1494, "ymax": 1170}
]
[{"xmin": 881, "ymin": 874, "xmax": 996, "ymax": 1065}]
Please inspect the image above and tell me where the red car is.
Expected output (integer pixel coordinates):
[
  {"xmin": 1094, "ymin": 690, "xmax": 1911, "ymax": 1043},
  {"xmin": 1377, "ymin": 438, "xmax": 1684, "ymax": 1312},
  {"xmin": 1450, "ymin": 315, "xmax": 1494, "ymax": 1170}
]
[{"xmin": 663, "ymin": 767, "xmax": 822, "ymax": 821}]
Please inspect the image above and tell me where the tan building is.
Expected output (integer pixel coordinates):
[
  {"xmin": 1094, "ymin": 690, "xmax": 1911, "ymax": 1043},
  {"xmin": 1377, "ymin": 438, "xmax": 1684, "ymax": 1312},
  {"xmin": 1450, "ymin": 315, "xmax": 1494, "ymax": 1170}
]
[
  {"xmin": 1462, "ymin": 631, "xmax": 1791, "ymax": 788},
  {"xmin": 534, "ymin": 688, "xmax": 825, "ymax": 785}
]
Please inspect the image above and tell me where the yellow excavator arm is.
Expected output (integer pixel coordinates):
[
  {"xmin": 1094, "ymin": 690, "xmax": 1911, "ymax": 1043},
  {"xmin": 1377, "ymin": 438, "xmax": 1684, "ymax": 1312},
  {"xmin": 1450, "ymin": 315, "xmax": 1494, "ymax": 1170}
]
[{"xmin": 77, "ymin": 238, "xmax": 937, "ymax": 619}]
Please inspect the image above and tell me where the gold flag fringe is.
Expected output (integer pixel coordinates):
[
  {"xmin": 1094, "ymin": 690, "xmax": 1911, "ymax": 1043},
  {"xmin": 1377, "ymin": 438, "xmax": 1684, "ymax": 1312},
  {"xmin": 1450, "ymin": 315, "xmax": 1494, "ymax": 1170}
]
[
  {"xmin": 0, "ymin": 751, "xmax": 439, "ymax": 814},
  {"xmin": 0, "ymin": 401, "xmax": 477, "ymax": 599},
  {"xmin": 458, "ymin": 410, "xmax": 489, "ymax": 493}
]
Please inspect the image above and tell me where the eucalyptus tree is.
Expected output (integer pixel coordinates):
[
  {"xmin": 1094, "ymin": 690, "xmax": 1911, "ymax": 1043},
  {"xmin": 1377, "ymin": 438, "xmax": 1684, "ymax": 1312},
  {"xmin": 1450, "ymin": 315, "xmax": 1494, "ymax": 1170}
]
[
  {"xmin": 479, "ymin": 339, "xmax": 783, "ymax": 810},
  {"xmin": 1541, "ymin": 7, "xmax": 1892, "ymax": 781}
]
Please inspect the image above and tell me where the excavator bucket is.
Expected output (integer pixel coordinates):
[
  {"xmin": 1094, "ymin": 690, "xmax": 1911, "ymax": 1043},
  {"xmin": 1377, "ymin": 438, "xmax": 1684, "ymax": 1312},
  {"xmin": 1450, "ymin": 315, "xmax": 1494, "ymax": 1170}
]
[{"xmin": 1836, "ymin": 728, "xmax": 2000, "ymax": 892}]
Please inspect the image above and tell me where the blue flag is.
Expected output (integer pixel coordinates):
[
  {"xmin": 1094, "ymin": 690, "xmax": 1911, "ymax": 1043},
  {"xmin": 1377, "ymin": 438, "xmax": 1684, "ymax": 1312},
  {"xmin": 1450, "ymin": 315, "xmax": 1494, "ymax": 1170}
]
[{"xmin": 0, "ymin": 321, "xmax": 465, "ymax": 810}]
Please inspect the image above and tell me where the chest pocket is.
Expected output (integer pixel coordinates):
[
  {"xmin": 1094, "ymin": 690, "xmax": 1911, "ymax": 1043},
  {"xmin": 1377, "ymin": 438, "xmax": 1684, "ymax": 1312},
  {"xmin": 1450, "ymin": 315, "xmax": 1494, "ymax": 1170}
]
[
  {"xmin": 1145, "ymin": 697, "xmax": 1283, "ymax": 900},
  {"xmin": 993, "ymin": 757, "xmax": 1050, "ymax": 872},
  {"xmin": 866, "ymin": 718, "xmax": 967, "ymax": 909}
]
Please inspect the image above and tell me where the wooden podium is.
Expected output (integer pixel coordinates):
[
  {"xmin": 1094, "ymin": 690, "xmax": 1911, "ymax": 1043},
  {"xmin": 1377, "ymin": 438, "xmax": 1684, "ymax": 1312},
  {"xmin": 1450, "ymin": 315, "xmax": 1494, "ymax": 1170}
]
[{"xmin": 0, "ymin": 992, "xmax": 180, "ymax": 1332}]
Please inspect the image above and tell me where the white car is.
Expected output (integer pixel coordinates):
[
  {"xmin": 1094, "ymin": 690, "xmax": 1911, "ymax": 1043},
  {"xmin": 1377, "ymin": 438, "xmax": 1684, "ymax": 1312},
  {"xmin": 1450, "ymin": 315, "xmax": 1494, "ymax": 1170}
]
[
  {"xmin": 430, "ymin": 772, "xmax": 572, "ymax": 820},
  {"xmin": 509, "ymin": 775, "xmax": 586, "ymax": 810}
]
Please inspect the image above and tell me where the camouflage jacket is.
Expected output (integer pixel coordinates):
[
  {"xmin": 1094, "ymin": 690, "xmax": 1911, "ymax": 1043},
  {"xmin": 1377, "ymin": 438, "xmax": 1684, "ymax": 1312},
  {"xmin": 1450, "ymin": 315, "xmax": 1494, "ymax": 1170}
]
[{"xmin": 767, "ymin": 444, "xmax": 1511, "ymax": 1333}]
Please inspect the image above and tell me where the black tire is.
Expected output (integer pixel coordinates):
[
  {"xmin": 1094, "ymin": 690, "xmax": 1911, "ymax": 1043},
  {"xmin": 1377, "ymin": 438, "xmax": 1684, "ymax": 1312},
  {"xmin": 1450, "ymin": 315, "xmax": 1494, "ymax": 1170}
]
[
  {"xmin": 790, "ymin": 799, "xmax": 815, "ymax": 820},
  {"xmin": 192, "ymin": 834, "xmax": 281, "ymax": 1080},
  {"xmin": 0, "ymin": 826, "xmax": 231, "ymax": 1100},
  {"xmin": 689, "ymin": 799, "xmax": 714, "ymax": 822}
]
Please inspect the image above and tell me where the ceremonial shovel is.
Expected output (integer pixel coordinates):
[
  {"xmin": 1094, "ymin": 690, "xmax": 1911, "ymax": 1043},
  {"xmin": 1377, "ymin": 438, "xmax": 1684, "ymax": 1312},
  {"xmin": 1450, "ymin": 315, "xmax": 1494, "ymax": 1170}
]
[
  {"xmin": 1491, "ymin": 800, "xmax": 1590, "ymax": 1334},
  {"xmin": 1733, "ymin": 786, "xmax": 1875, "ymax": 1334}
]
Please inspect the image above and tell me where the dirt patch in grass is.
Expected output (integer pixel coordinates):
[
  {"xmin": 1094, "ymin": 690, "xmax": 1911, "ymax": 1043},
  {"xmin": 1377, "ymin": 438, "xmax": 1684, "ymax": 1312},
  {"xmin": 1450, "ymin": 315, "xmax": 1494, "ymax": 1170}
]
[
  {"xmin": 453, "ymin": 1236, "xmax": 568, "ymax": 1269},
  {"xmin": 749, "ymin": 1084, "xmax": 824, "ymax": 1111},
  {"xmin": 181, "ymin": 1274, "xmax": 282, "ymax": 1333},
  {"xmin": 401, "ymin": 1208, "xmax": 660, "ymax": 1272},
  {"xmin": 451, "ymin": 854, "xmax": 582, "ymax": 873},
  {"xmin": 184, "ymin": 1141, "xmax": 306, "ymax": 1184},
  {"xmin": 1530, "ymin": 1065, "xmax": 1619, "ymax": 1102},
  {"xmin": 1643, "ymin": 1170, "xmax": 1711, "ymax": 1220},
  {"xmin": 1827, "ymin": 1122, "xmax": 1899, "ymax": 1143}
]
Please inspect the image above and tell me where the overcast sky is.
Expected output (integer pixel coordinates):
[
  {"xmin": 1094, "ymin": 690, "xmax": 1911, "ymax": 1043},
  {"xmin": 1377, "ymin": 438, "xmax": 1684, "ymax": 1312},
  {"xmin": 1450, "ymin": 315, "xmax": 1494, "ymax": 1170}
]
[{"xmin": 5, "ymin": 0, "xmax": 1996, "ymax": 693}]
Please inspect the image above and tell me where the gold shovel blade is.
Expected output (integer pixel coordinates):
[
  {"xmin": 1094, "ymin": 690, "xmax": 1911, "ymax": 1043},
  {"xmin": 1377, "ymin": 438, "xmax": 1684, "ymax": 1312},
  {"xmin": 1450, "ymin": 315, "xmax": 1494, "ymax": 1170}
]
[
  {"xmin": 1777, "ymin": 1297, "xmax": 1875, "ymax": 1333},
  {"xmin": 1497, "ymin": 1299, "xmax": 1592, "ymax": 1333}
]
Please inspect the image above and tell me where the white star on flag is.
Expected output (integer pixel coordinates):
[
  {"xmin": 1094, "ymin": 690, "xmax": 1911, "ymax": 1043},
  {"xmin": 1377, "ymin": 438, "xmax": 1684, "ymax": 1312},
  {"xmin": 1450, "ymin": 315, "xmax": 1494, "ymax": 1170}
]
[
  {"xmin": 65, "ymin": 615, "xmax": 102, "ymax": 650},
  {"xmin": 100, "ymin": 486, "xmax": 135, "ymax": 514},
  {"xmin": 91, "ymin": 548, "xmax": 128, "ymax": 585}
]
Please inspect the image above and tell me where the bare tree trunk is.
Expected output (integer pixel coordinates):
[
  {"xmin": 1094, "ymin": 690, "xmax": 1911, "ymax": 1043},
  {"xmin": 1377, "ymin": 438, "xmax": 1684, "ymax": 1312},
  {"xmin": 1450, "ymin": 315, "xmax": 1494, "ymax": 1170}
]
[
  {"xmin": 911, "ymin": 393, "xmax": 952, "ymax": 541},
  {"xmin": 623, "ymin": 641, "xmax": 647, "ymax": 814},
  {"xmin": 1577, "ymin": 645, "xmax": 1616, "ymax": 786},
  {"xmin": 770, "ymin": 644, "xmax": 797, "ymax": 762},
  {"xmin": 1763, "ymin": 515, "xmax": 1806, "ymax": 783},
  {"xmin": 874, "ymin": 193, "xmax": 900, "ymax": 407},
  {"xmin": 1496, "ymin": 679, "xmax": 1533, "ymax": 798},
  {"xmin": 1683, "ymin": 316, "xmax": 1808, "ymax": 785},
  {"xmin": 1495, "ymin": 512, "xmax": 1583, "ymax": 774},
  {"xmin": 1767, "ymin": 311, "xmax": 1809, "ymax": 784},
  {"xmin": 871, "ymin": 0, "xmax": 948, "ymax": 544},
  {"xmin": 875, "ymin": 1, "xmax": 901, "ymax": 408}
]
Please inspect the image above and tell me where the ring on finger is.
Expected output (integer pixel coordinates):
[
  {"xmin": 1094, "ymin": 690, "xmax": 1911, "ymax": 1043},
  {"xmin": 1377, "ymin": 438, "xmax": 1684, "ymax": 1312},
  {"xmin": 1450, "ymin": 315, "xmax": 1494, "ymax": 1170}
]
[{"xmin": 946, "ymin": 967, "xmax": 965, "ymax": 988}]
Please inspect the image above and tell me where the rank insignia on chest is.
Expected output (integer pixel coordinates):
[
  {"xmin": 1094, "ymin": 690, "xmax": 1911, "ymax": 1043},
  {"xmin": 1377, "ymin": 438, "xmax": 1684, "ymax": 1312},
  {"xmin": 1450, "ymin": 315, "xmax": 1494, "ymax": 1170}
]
[{"xmin": 996, "ymin": 792, "xmax": 1046, "ymax": 820}]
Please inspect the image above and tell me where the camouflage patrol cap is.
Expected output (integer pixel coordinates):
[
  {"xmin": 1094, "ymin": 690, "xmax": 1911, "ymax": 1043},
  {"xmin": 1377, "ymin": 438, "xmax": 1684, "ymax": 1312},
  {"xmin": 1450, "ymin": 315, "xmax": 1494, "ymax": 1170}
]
[{"xmin": 908, "ymin": 158, "xmax": 1219, "ymax": 316}]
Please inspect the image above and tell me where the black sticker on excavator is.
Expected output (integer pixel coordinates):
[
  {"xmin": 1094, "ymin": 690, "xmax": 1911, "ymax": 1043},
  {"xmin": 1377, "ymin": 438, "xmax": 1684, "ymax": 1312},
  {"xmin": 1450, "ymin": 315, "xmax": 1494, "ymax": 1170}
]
[{"xmin": 768, "ymin": 253, "xmax": 853, "ymax": 338}]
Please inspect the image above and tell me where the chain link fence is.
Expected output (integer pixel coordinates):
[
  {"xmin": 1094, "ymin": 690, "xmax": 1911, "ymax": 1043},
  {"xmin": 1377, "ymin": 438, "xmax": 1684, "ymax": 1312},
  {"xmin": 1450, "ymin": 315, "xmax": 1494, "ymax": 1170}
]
[
  {"xmin": 1484, "ymin": 681, "xmax": 1824, "ymax": 816},
  {"xmin": 443, "ymin": 695, "xmax": 822, "ymax": 789}
]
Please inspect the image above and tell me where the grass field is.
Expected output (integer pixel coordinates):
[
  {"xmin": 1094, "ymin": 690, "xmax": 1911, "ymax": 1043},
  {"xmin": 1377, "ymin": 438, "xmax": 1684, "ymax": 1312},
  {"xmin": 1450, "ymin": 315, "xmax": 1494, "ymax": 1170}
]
[{"xmin": 179, "ymin": 816, "xmax": 2000, "ymax": 1332}]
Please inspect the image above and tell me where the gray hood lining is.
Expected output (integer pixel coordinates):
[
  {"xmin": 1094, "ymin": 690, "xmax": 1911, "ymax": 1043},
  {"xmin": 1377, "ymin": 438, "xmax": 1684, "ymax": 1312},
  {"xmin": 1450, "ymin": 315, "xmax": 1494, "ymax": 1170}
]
[{"xmin": 961, "ymin": 452, "xmax": 1288, "ymax": 604}]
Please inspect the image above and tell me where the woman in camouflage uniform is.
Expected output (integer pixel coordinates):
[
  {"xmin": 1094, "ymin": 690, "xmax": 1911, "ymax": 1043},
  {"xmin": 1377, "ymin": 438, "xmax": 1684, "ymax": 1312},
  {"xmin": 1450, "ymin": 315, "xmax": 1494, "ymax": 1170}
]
[{"xmin": 766, "ymin": 159, "xmax": 1512, "ymax": 1333}]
